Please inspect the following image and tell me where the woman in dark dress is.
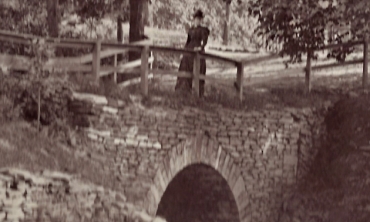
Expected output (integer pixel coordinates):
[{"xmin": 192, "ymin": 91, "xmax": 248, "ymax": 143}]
[{"xmin": 175, "ymin": 9, "xmax": 210, "ymax": 97}]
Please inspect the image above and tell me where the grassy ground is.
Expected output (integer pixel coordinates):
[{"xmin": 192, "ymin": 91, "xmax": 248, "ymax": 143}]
[
  {"xmin": 114, "ymin": 71, "xmax": 364, "ymax": 112},
  {"xmin": 0, "ymin": 120, "xmax": 119, "ymax": 190}
]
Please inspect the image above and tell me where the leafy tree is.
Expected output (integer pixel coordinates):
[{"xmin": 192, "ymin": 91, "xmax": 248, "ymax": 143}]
[
  {"xmin": 248, "ymin": 0, "xmax": 370, "ymax": 64},
  {"xmin": 340, "ymin": 0, "xmax": 370, "ymax": 40},
  {"xmin": 75, "ymin": 0, "xmax": 110, "ymax": 38},
  {"xmin": 26, "ymin": 38, "xmax": 55, "ymax": 130}
]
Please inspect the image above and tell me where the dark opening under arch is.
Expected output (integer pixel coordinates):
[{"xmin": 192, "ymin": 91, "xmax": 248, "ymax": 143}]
[{"xmin": 156, "ymin": 163, "xmax": 240, "ymax": 222}]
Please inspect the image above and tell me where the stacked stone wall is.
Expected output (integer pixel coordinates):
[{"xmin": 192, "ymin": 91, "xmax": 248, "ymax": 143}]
[{"xmin": 69, "ymin": 92, "xmax": 325, "ymax": 222}]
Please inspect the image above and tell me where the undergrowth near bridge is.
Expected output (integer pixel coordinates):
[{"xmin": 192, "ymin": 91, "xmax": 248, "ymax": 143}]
[{"xmin": 279, "ymin": 94, "xmax": 370, "ymax": 222}]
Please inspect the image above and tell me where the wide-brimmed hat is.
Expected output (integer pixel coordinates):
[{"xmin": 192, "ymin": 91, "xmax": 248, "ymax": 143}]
[{"xmin": 193, "ymin": 9, "xmax": 205, "ymax": 19}]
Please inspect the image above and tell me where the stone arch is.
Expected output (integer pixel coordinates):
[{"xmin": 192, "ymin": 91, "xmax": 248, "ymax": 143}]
[{"xmin": 145, "ymin": 134, "xmax": 250, "ymax": 222}]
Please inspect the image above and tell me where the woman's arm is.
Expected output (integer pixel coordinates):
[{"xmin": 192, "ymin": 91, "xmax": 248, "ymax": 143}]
[
  {"xmin": 185, "ymin": 33, "xmax": 191, "ymax": 47},
  {"xmin": 201, "ymin": 27, "xmax": 210, "ymax": 51}
]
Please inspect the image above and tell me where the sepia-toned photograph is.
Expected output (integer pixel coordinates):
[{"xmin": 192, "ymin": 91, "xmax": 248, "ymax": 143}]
[{"xmin": 0, "ymin": 0, "xmax": 369, "ymax": 221}]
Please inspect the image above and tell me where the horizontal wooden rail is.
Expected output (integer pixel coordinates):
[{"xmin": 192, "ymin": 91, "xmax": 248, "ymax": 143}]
[
  {"xmin": 150, "ymin": 45, "xmax": 196, "ymax": 56},
  {"xmin": 0, "ymin": 35, "xmax": 30, "ymax": 45},
  {"xmin": 244, "ymin": 67, "xmax": 305, "ymax": 86},
  {"xmin": 311, "ymin": 59, "xmax": 363, "ymax": 71},
  {"xmin": 241, "ymin": 54, "xmax": 280, "ymax": 65},
  {"xmin": 100, "ymin": 56, "xmax": 154, "ymax": 77},
  {"xmin": 46, "ymin": 41, "xmax": 94, "ymax": 48},
  {"xmin": 100, "ymin": 42, "xmax": 143, "ymax": 52},
  {"xmin": 199, "ymin": 52, "xmax": 238, "ymax": 65},
  {"xmin": 131, "ymin": 39, "xmax": 153, "ymax": 46},
  {"xmin": 118, "ymin": 74, "xmax": 153, "ymax": 88},
  {"xmin": 100, "ymin": 48, "xmax": 129, "ymax": 60},
  {"xmin": 0, "ymin": 30, "xmax": 96, "ymax": 48},
  {"xmin": 320, "ymin": 40, "xmax": 364, "ymax": 50},
  {"xmin": 151, "ymin": 69, "xmax": 192, "ymax": 78}
]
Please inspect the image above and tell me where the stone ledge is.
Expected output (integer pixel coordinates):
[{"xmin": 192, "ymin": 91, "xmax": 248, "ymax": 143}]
[{"xmin": 0, "ymin": 168, "xmax": 165, "ymax": 222}]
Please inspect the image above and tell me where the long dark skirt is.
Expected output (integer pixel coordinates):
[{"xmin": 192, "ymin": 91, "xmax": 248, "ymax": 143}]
[{"xmin": 175, "ymin": 54, "xmax": 206, "ymax": 96}]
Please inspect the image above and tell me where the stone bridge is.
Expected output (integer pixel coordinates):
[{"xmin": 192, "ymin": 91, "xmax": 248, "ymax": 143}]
[{"xmin": 70, "ymin": 92, "xmax": 324, "ymax": 222}]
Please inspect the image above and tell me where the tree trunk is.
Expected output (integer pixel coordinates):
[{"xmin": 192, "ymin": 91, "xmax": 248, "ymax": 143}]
[
  {"xmin": 148, "ymin": 0, "xmax": 153, "ymax": 27},
  {"xmin": 47, "ymin": 0, "xmax": 60, "ymax": 37},
  {"xmin": 129, "ymin": 0, "xmax": 146, "ymax": 61},
  {"xmin": 143, "ymin": 0, "xmax": 149, "ymax": 26},
  {"xmin": 117, "ymin": 16, "xmax": 124, "ymax": 61},
  {"xmin": 223, "ymin": 1, "xmax": 231, "ymax": 46}
]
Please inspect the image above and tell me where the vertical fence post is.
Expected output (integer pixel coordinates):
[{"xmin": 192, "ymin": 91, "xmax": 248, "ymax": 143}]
[
  {"xmin": 113, "ymin": 53, "xmax": 117, "ymax": 83},
  {"xmin": 149, "ymin": 51, "xmax": 153, "ymax": 70},
  {"xmin": 141, "ymin": 45, "xmax": 149, "ymax": 96},
  {"xmin": 236, "ymin": 62, "xmax": 244, "ymax": 102},
  {"xmin": 363, "ymin": 37, "xmax": 368, "ymax": 90},
  {"xmin": 92, "ymin": 36, "xmax": 102, "ymax": 83},
  {"xmin": 305, "ymin": 50, "xmax": 312, "ymax": 94},
  {"xmin": 193, "ymin": 52, "xmax": 200, "ymax": 97}
]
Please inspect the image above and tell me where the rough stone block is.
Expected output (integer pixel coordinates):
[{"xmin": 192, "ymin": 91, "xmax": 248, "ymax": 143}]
[
  {"xmin": 218, "ymin": 136, "xmax": 230, "ymax": 145},
  {"xmin": 283, "ymin": 155, "xmax": 297, "ymax": 166},
  {"xmin": 153, "ymin": 142, "xmax": 161, "ymax": 150},
  {"xmin": 237, "ymin": 190, "xmax": 250, "ymax": 211},
  {"xmin": 103, "ymin": 106, "xmax": 118, "ymax": 115},
  {"xmin": 234, "ymin": 117, "xmax": 242, "ymax": 124},
  {"xmin": 126, "ymin": 138, "xmax": 138, "ymax": 147},
  {"xmin": 87, "ymin": 133, "xmax": 98, "ymax": 140},
  {"xmin": 240, "ymin": 206, "xmax": 251, "ymax": 222},
  {"xmin": 230, "ymin": 138, "xmax": 243, "ymax": 146}
]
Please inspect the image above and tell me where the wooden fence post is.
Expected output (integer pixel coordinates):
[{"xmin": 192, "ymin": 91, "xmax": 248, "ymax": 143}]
[
  {"xmin": 305, "ymin": 50, "xmax": 312, "ymax": 94},
  {"xmin": 236, "ymin": 62, "xmax": 244, "ymax": 102},
  {"xmin": 193, "ymin": 52, "xmax": 200, "ymax": 97},
  {"xmin": 141, "ymin": 45, "xmax": 149, "ymax": 96},
  {"xmin": 113, "ymin": 53, "xmax": 117, "ymax": 83},
  {"xmin": 363, "ymin": 37, "xmax": 368, "ymax": 90},
  {"xmin": 92, "ymin": 37, "xmax": 102, "ymax": 82}
]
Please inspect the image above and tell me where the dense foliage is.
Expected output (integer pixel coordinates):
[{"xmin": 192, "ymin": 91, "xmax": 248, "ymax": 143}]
[{"xmin": 248, "ymin": 0, "xmax": 370, "ymax": 63}]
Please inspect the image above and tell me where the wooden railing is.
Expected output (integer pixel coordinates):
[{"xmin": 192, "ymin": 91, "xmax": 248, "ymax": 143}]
[
  {"xmin": 0, "ymin": 30, "xmax": 247, "ymax": 100},
  {"xmin": 1, "ymin": 29, "xmax": 368, "ymax": 101},
  {"xmin": 305, "ymin": 39, "xmax": 369, "ymax": 93}
]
